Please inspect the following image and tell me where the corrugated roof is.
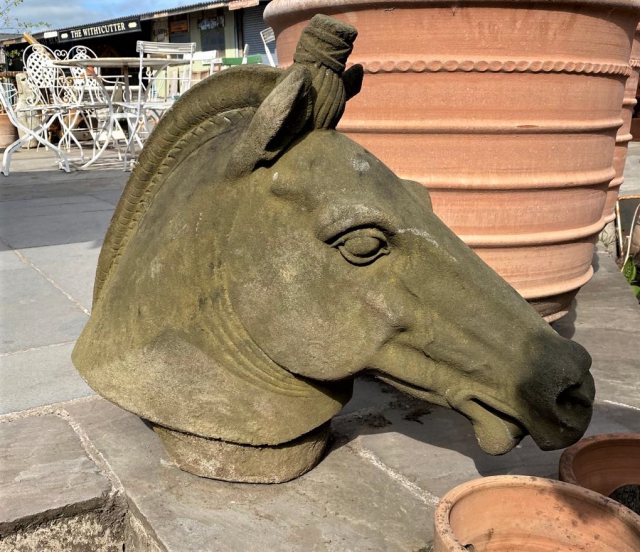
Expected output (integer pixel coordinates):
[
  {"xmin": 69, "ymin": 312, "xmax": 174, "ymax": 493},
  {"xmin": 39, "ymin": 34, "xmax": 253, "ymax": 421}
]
[
  {"xmin": 50, "ymin": 1, "xmax": 229, "ymax": 33},
  {"xmin": 1, "ymin": 0, "xmax": 267, "ymax": 45}
]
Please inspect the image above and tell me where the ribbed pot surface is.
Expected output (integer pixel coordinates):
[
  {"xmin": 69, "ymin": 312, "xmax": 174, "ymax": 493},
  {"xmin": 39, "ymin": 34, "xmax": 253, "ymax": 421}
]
[
  {"xmin": 266, "ymin": 0, "xmax": 640, "ymax": 321},
  {"xmin": 603, "ymin": 24, "xmax": 640, "ymax": 223}
]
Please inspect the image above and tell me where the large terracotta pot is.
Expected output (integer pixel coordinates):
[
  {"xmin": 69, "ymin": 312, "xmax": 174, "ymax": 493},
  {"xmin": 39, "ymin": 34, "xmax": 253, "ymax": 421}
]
[
  {"xmin": 265, "ymin": 0, "xmax": 640, "ymax": 321},
  {"xmin": 0, "ymin": 112, "xmax": 17, "ymax": 149},
  {"xmin": 434, "ymin": 475, "xmax": 640, "ymax": 551},
  {"xmin": 604, "ymin": 25, "xmax": 640, "ymax": 222},
  {"xmin": 559, "ymin": 433, "xmax": 640, "ymax": 513}
]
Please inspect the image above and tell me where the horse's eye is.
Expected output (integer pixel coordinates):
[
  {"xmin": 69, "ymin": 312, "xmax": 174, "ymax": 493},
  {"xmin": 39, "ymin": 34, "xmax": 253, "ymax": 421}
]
[{"xmin": 331, "ymin": 228, "xmax": 390, "ymax": 266}]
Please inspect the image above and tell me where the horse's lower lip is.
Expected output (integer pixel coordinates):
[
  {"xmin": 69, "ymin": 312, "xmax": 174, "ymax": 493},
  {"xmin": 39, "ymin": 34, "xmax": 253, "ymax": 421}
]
[
  {"xmin": 375, "ymin": 374, "xmax": 528, "ymax": 454},
  {"xmin": 458, "ymin": 398, "xmax": 527, "ymax": 455}
]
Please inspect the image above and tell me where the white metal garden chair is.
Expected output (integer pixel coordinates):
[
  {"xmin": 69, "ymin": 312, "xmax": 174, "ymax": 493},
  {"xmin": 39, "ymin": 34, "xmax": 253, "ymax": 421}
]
[
  {"xmin": 0, "ymin": 80, "xmax": 69, "ymax": 175},
  {"xmin": 260, "ymin": 28, "xmax": 277, "ymax": 67},
  {"xmin": 120, "ymin": 40, "xmax": 196, "ymax": 168},
  {"xmin": 22, "ymin": 44, "xmax": 86, "ymax": 157},
  {"xmin": 22, "ymin": 44, "xmax": 116, "ymax": 169}
]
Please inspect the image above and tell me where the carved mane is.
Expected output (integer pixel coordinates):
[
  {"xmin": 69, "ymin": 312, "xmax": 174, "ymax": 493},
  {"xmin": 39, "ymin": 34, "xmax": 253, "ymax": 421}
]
[
  {"xmin": 94, "ymin": 66, "xmax": 281, "ymax": 304},
  {"xmin": 94, "ymin": 14, "xmax": 363, "ymax": 306}
]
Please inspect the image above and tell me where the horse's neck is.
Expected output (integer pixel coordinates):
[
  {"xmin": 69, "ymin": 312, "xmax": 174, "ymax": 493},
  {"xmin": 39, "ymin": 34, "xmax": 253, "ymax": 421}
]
[
  {"xmin": 208, "ymin": 282, "xmax": 316, "ymax": 398},
  {"xmin": 74, "ymin": 274, "xmax": 352, "ymax": 447}
]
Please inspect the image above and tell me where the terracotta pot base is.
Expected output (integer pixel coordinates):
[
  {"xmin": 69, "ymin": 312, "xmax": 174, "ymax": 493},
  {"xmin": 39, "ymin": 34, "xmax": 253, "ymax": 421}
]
[{"xmin": 434, "ymin": 475, "xmax": 640, "ymax": 551}]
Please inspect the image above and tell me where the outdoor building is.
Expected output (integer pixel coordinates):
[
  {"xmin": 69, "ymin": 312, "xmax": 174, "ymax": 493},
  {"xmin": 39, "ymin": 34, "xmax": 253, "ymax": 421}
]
[{"xmin": 0, "ymin": 0, "xmax": 276, "ymax": 71}]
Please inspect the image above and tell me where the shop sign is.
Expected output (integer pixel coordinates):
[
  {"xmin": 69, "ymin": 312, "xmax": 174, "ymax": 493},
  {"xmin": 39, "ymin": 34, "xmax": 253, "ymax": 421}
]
[
  {"xmin": 228, "ymin": 0, "xmax": 260, "ymax": 10},
  {"xmin": 169, "ymin": 19, "xmax": 189, "ymax": 33},
  {"xmin": 58, "ymin": 19, "xmax": 141, "ymax": 43}
]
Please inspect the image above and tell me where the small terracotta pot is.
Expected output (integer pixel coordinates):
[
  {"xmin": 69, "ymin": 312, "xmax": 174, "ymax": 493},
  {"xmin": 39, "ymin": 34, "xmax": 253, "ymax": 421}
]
[
  {"xmin": 559, "ymin": 433, "xmax": 640, "ymax": 502},
  {"xmin": 434, "ymin": 475, "xmax": 640, "ymax": 551}
]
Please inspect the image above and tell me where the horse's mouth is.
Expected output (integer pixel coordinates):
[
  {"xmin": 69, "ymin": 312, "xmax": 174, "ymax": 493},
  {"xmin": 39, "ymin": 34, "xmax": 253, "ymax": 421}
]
[
  {"xmin": 456, "ymin": 398, "xmax": 527, "ymax": 455},
  {"xmin": 375, "ymin": 374, "xmax": 527, "ymax": 455}
]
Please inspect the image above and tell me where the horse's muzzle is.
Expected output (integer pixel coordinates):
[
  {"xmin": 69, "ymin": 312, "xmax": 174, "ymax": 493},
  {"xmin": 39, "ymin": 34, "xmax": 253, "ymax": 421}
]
[{"xmin": 521, "ymin": 339, "xmax": 595, "ymax": 451}]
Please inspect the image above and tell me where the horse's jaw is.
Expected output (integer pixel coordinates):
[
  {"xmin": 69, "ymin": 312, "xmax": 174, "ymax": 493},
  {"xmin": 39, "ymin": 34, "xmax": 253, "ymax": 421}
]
[
  {"xmin": 375, "ymin": 373, "xmax": 527, "ymax": 455},
  {"xmin": 373, "ymin": 333, "xmax": 594, "ymax": 457}
]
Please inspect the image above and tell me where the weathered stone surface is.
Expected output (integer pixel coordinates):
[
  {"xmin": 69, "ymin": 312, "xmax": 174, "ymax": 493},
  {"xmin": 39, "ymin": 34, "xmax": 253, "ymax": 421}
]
[
  {"xmin": 0, "ymin": 510, "xmax": 124, "ymax": 552},
  {"xmin": 73, "ymin": 14, "xmax": 595, "ymax": 483},
  {"xmin": 123, "ymin": 510, "xmax": 165, "ymax": 552},
  {"xmin": 153, "ymin": 421, "xmax": 330, "ymax": 483},
  {"xmin": 65, "ymin": 398, "xmax": 435, "ymax": 552},
  {"xmin": 0, "ymin": 414, "xmax": 112, "ymax": 537}
]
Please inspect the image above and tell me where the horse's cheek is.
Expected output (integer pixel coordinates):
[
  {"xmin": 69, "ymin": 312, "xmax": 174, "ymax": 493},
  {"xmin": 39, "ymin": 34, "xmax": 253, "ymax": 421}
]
[{"xmin": 227, "ymin": 241, "xmax": 389, "ymax": 379}]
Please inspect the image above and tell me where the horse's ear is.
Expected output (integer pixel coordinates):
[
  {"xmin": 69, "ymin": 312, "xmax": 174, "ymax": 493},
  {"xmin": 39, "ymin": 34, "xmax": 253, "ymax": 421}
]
[
  {"xmin": 343, "ymin": 64, "xmax": 364, "ymax": 101},
  {"xmin": 402, "ymin": 179, "xmax": 433, "ymax": 211},
  {"xmin": 225, "ymin": 65, "xmax": 313, "ymax": 179}
]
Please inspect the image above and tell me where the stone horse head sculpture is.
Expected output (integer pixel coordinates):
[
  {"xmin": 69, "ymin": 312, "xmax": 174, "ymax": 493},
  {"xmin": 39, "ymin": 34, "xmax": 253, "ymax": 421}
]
[{"xmin": 73, "ymin": 15, "xmax": 594, "ymax": 483}]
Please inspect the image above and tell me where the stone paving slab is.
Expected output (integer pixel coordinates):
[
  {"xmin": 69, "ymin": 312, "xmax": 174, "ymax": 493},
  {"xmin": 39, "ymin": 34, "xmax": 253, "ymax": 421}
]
[
  {"xmin": 0, "ymin": 414, "xmax": 112, "ymax": 537},
  {"xmin": 334, "ymin": 398, "xmax": 639, "ymax": 501},
  {"xmin": 85, "ymin": 189, "xmax": 124, "ymax": 207},
  {"xmin": 0, "ymin": 249, "xmax": 26, "ymax": 271},
  {"xmin": 0, "ymin": 164, "xmax": 124, "ymax": 200},
  {"xmin": 0, "ymin": 208, "xmax": 113, "ymax": 250},
  {"xmin": 554, "ymin": 247, "xmax": 640, "ymax": 411},
  {"xmin": 622, "ymin": 142, "xmax": 640, "ymax": 196},
  {"xmin": 0, "ymin": 267, "xmax": 88, "ymax": 354},
  {"xmin": 64, "ymin": 398, "xmax": 435, "ymax": 552},
  {"xmin": 0, "ymin": 343, "xmax": 94, "ymax": 415},
  {"xmin": 0, "ymin": 195, "xmax": 115, "ymax": 219},
  {"xmin": 16, "ymin": 241, "xmax": 101, "ymax": 313}
]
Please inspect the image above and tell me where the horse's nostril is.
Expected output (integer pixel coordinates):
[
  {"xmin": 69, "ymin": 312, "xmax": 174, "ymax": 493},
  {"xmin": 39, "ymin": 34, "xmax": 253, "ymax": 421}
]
[{"xmin": 556, "ymin": 379, "xmax": 594, "ymax": 411}]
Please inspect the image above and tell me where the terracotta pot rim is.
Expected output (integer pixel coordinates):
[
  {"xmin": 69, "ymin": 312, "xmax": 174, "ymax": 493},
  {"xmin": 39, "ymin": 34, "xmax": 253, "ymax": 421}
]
[
  {"xmin": 265, "ymin": 0, "xmax": 640, "ymax": 20},
  {"xmin": 435, "ymin": 475, "xmax": 640, "ymax": 551},
  {"xmin": 559, "ymin": 432, "xmax": 640, "ymax": 486}
]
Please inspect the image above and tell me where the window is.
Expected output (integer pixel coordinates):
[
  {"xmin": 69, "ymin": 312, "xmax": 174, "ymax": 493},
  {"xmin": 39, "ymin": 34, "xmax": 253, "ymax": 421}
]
[
  {"xmin": 199, "ymin": 11, "xmax": 225, "ymax": 52},
  {"xmin": 169, "ymin": 16, "xmax": 190, "ymax": 43}
]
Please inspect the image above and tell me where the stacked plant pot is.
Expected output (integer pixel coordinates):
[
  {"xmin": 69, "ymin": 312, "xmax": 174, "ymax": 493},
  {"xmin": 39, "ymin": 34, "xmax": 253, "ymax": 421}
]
[
  {"xmin": 560, "ymin": 433, "xmax": 640, "ymax": 514},
  {"xmin": 266, "ymin": 0, "xmax": 640, "ymax": 321},
  {"xmin": 603, "ymin": 23, "xmax": 640, "ymax": 223}
]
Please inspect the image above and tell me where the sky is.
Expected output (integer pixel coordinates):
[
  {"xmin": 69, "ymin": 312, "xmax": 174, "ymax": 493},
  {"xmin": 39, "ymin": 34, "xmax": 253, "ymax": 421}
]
[{"xmin": 3, "ymin": 0, "xmax": 196, "ymax": 33}]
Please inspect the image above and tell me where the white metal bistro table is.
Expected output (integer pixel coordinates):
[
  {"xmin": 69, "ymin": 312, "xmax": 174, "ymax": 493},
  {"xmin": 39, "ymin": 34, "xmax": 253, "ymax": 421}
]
[
  {"xmin": 52, "ymin": 57, "xmax": 190, "ymax": 100},
  {"xmin": 52, "ymin": 57, "xmax": 190, "ymax": 168}
]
